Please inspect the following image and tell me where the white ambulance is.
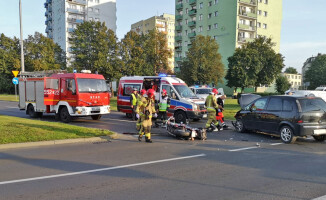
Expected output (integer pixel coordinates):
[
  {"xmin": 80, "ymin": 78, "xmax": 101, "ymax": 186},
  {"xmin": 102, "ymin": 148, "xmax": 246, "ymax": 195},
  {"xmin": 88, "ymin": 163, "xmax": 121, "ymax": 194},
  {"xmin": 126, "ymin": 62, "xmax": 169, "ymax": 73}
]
[{"xmin": 117, "ymin": 75, "xmax": 207, "ymax": 123}]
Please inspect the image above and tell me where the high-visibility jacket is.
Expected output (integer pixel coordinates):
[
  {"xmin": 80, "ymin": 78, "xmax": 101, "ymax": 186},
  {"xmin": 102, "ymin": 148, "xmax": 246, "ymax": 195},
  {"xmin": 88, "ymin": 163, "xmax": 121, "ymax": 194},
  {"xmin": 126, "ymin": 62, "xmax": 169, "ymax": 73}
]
[
  {"xmin": 205, "ymin": 94, "xmax": 218, "ymax": 112},
  {"xmin": 130, "ymin": 93, "xmax": 138, "ymax": 106},
  {"xmin": 159, "ymin": 96, "xmax": 170, "ymax": 112}
]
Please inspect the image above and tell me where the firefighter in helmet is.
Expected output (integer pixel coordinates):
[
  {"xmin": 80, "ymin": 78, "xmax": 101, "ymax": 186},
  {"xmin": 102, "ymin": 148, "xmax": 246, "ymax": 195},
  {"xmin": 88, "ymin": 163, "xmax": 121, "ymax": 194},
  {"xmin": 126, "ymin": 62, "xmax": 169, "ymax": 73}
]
[
  {"xmin": 136, "ymin": 89, "xmax": 147, "ymax": 131},
  {"xmin": 136, "ymin": 89, "xmax": 157, "ymax": 143},
  {"xmin": 157, "ymin": 89, "xmax": 170, "ymax": 127},
  {"xmin": 205, "ymin": 88, "xmax": 220, "ymax": 131}
]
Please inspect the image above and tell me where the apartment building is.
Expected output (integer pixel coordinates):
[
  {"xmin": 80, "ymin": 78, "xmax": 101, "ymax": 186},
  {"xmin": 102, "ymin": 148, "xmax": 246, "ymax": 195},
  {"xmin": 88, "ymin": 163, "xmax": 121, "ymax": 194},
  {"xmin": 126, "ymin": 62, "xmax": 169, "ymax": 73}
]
[
  {"xmin": 282, "ymin": 73, "xmax": 302, "ymax": 91},
  {"xmin": 44, "ymin": 0, "xmax": 117, "ymax": 60},
  {"xmin": 174, "ymin": 0, "xmax": 282, "ymax": 70},
  {"xmin": 131, "ymin": 14, "xmax": 175, "ymax": 71}
]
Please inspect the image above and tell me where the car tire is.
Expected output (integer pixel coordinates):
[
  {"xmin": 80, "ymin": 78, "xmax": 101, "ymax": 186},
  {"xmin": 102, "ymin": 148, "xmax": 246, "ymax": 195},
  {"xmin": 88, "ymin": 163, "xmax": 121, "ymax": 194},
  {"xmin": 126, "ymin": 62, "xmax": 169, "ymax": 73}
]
[
  {"xmin": 280, "ymin": 126, "xmax": 296, "ymax": 144},
  {"xmin": 313, "ymin": 135, "xmax": 326, "ymax": 142},
  {"xmin": 235, "ymin": 119, "xmax": 246, "ymax": 133},
  {"xmin": 60, "ymin": 107, "xmax": 72, "ymax": 123},
  {"xmin": 174, "ymin": 110, "xmax": 187, "ymax": 123},
  {"xmin": 91, "ymin": 114, "xmax": 102, "ymax": 120}
]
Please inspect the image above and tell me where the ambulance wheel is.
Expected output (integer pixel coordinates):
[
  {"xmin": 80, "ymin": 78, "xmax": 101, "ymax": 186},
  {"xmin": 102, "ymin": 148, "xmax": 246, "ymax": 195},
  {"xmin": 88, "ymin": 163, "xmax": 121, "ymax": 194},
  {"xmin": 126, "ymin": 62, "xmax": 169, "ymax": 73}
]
[
  {"xmin": 174, "ymin": 110, "xmax": 186, "ymax": 123},
  {"xmin": 91, "ymin": 114, "xmax": 102, "ymax": 120},
  {"xmin": 60, "ymin": 107, "xmax": 72, "ymax": 123},
  {"xmin": 27, "ymin": 104, "xmax": 37, "ymax": 118}
]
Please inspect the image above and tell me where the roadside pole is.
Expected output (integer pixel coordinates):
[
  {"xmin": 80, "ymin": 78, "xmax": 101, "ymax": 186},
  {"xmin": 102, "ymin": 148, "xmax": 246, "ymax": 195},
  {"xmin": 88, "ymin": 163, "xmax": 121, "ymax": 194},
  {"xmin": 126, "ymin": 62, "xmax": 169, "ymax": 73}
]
[
  {"xmin": 12, "ymin": 71, "xmax": 20, "ymax": 100},
  {"xmin": 19, "ymin": 0, "xmax": 25, "ymax": 72}
]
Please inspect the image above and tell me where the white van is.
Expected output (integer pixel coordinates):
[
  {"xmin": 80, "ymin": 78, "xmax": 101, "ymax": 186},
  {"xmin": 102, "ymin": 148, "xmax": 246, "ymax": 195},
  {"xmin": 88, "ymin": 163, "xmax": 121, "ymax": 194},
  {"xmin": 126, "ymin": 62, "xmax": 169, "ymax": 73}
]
[
  {"xmin": 117, "ymin": 76, "xmax": 206, "ymax": 122},
  {"xmin": 189, "ymin": 85, "xmax": 224, "ymax": 99}
]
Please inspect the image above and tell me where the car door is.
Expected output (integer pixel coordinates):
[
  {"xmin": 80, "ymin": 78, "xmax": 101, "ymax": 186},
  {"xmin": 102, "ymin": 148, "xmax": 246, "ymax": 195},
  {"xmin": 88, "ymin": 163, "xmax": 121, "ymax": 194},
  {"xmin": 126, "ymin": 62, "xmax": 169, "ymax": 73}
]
[
  {"xmin": 261, "ymin": 97, "xmax": 283, "ymax": 133},
  {"xmin": 247, "ymin": 97, "xmax": 268, "ymax": 130}
]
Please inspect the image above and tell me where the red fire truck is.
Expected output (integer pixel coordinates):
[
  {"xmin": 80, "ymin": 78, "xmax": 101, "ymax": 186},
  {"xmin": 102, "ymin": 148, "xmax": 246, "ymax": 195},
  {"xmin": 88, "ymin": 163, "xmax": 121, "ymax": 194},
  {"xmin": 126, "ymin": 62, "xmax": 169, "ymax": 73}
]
[{"xmin": 18, "ymin": 70, "xmax": 110, "ymax": 123}]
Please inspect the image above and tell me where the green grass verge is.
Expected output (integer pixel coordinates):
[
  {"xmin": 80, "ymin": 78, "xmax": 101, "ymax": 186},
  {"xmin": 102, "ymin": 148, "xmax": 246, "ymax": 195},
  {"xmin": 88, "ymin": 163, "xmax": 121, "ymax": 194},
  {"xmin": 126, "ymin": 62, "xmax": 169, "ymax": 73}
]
[
  {"xmin": 223, "ymin": 98, "xmax": 241, "ymax": 121},
  {"xmin": 0, "ymin": 94, "xmax": 18, "ymax": 102},
  {"xmin": 0, "ymin": 115, "xmax": 116, "ymax": 144},
  {"xmin": 110, "ymin": 96, "xmax": 117, "ymax": 111}
]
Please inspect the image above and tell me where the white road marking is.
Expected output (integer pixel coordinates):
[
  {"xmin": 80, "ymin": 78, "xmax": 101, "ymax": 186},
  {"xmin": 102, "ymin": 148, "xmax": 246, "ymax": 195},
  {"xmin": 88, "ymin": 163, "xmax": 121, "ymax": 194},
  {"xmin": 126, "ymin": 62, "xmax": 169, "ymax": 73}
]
[
  {"xmin": 0, "ymin": 154, "xmax": 206, "ymax": 185},
  {"xmin": 311, "ymin": 195, "xmax": 326, "ymax": 200},
  {"xmin": 229, "ymin": 146, "xmax": 259, "ymax": 152},
  {"xmin": 270, "ymin": 143, "xmax": 283, "ymax": 146}
]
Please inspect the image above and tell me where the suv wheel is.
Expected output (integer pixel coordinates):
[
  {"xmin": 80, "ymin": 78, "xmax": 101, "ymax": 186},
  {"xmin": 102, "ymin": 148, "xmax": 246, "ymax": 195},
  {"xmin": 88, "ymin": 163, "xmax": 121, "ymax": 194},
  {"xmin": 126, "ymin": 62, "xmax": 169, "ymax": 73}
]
[
  {"xmin": 313, "ymin": 135, "xmax": 326, "ymax": 142},
  {"xmin": 280, "ymin": 126, "xmax": 296, "ymax": 144},
  {"xmin": 235, "ymin": 119, "xmax": 246, "ymax": 133}
]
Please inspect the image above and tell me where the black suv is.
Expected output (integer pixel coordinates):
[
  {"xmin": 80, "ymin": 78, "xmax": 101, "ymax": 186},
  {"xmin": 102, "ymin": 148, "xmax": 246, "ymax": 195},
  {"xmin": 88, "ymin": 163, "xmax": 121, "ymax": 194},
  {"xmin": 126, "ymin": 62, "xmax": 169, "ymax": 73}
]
[{"xmin": 234, "ymin": 95, "xmax": 326, "ymax": 143}]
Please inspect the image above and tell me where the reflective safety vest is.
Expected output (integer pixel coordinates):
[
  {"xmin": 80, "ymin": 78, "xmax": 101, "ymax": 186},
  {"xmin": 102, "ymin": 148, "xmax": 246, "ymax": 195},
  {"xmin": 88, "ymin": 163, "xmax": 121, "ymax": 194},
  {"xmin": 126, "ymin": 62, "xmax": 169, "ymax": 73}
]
[
  {"xmin": 130, "ymin": 93, "xmax": 138, "ymax": 106},
  {"xmin": 159, "ymin": 96, "xmax": 170, "ymax": 112},
  {"xmin": 205, "ymin": 94, "xmax": 218, "ymax": 111}
]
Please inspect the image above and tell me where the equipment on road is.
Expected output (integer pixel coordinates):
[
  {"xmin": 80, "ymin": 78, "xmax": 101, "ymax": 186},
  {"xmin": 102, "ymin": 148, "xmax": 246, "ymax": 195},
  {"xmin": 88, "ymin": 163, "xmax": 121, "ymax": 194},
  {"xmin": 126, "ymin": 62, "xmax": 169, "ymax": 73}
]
[
  {"xmin": 166, "ymin": 117, "xmax": 207, "ymax": 140},
  {"xmin": 18, "ymin": 70, "xmax": 111, "ymax": 123}
]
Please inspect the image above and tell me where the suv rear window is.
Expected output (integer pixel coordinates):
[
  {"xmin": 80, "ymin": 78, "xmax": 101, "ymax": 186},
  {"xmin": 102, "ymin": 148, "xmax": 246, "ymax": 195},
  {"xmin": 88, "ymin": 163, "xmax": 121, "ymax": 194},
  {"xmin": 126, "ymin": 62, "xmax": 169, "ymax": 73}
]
[{"xmin": 298, "ymin": 99, "xmax": 326, "ymax": 112}]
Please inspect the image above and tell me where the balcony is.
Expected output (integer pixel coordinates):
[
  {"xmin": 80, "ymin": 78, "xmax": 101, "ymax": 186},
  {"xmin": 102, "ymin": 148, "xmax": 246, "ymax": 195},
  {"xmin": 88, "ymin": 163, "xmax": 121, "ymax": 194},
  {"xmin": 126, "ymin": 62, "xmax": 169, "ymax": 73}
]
[
  {"xmin": 188, "ymin": 9, "xmax": 196, "ymax": 16},
  {"xmin": 188, "ymin": 21, "xmax": 196, "ymax": 27},
  {"xmin": 176, "ymin": 15, "xmax": 183, "ymax": 21},
  {"xmin": 189, "ymin": 0, "xmax": 196, "ymax": 5},
  {"xmin": 68, "ymin": 18, "xmax": 84, "ymax": 23},
  {"xmin": 238, "ymin": 0, "xmax": 257, "ymax": 6},
  {"xmin": 238, "ymin": 23, "xmax": 256, "ymax": 31},
  {"xmin": 67, "ymin": 8, "xmax": 85, "ymax": 14},
  {"xmin": 239, "ymin": 11, "xmax": 257, "ymax": 19},
  {"xmin": 44, "ymin": 3, "xmax": 48, "ymax": 8},
  {"xmin": 45, "ymin": 28, "xmax": 49, "ymax": 33},
  {"xmin": 48, "ymin": 17, "xmax": 52, "ymax": 21},
  {"xmin": 48, "ymin": 7, "xmax": 52, "ymax": 12},
  {"xmin": 67, "ymin": 28, "xmax": 75, "ymax": 32},
  {"xmin": 238, "ymin": 37, "xmax": 255, "ymax": 43},
  {"xmin": 47, "ymin": 0, "xmax": 52, "ymax": 3},
  {"xmin": 175, "ymin": 57, "xmax": 182, "ymax": 62},
  {"xmin": 176, "ymin": 3, "xmax": 183, "ymax": 10},
  {"xmin": 175, "ymin": 25, "xmax": 182, "ymax": 31},
  {"xmin": 188, "ymin": 32, "xmax": 196, "ymax": 38},
  {"xmin": 45, "ymin": 20, "xmax": 48, "ymax": 25},
  {"xmin": 67, "ymin": 0, "xmax": 87, "ymax": 5},
  {"xmin": 175, "ymin": 46, "xmax": 182, "ymax": 52},
  {"xmin": 45, "ymin": 11, "xmax": 48, "ymax": 16},
  {"xmin": 48, "ymin": 26, "xmax": 53, "ymax": 30},
  {"xmin": 175, "ymin": 36, "xmax": 182, "ymax": 41}
]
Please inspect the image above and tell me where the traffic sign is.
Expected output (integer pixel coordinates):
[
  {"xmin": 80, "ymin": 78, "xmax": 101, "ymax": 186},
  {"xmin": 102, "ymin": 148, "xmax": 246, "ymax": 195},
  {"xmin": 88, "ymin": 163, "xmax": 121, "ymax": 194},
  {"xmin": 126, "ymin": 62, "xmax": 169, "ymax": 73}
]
[
  {"xmin": 12, "ymin": 77, "xmax": 19, "ymax": 85},
  {"xmin": 12, "ymin": 71, "xmax": 19, "ymax": 77}
]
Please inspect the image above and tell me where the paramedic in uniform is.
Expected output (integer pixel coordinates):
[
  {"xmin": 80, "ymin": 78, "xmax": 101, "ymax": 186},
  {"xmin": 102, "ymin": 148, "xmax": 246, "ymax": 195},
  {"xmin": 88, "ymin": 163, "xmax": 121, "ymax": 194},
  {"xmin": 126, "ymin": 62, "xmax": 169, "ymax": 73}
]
[
  {"xmin": 130, "ymin": 88, "xmax": 139, "ymax": 120},
  {"xmin": 136, "ymin": 89, "xmax": 147, "ymax": 131},
  {"xmin": 205, "ymin": 88, "xmax": 220, "ymax": 131},
  {"xmin": 136, "ymin": 89, "xmax": 157, "ymax": 143},
  {"xmin": 158, "ymin": 89, "xmax": 170, "ymax": 127}
]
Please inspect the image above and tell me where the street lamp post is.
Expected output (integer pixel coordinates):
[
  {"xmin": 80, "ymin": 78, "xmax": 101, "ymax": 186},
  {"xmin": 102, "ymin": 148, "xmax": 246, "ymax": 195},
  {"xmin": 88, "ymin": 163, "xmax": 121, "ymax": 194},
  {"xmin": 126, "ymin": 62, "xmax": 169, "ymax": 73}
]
[{"xmin": 19, "ymin": 0, "xmax": 25, "ymax": 72}]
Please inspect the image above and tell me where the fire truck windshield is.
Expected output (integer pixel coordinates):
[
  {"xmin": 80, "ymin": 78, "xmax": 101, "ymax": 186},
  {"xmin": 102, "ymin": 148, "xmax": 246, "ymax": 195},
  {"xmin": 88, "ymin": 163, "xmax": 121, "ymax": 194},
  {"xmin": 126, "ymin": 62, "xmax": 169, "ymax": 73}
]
[{"xmin": 77, "ymin": 78, "xmax": 108, "ymax": 93}]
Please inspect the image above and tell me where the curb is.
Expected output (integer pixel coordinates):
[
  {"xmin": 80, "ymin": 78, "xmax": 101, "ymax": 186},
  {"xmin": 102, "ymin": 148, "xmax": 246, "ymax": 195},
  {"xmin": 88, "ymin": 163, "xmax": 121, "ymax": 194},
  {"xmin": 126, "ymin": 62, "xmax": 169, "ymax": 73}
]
[{"xmin": 0, "ymin": 134, "xmax": 118, "ymax": 150}]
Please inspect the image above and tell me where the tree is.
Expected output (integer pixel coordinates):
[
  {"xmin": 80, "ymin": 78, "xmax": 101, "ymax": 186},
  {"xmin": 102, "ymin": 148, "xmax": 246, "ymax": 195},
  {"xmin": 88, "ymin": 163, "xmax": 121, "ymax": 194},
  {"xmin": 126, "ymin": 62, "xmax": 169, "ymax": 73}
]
[
  {"xmin": 225, "ymin": 36, "xmax": 284, "ymax": 92},
  {"xmin": 284, "ymin": 67, "xmax": 298, "ymax": 74},
  {"xmin": 24, "ymin": 32, "xmax": 66, "ymax": 71},
  {"xmin": 305, "ymin": 54, "xmax": 326, "ymax": 89},
  {"xmin": 178, "ymin": 35, "xmax": 224, "ymax": 85},
  {"xmin": 275, "ymin": 75, "xmax": 291, "ymax": 94},
  {"xmin": 70, "ymin": 21, "xmax": 121, "ymax": 82}
]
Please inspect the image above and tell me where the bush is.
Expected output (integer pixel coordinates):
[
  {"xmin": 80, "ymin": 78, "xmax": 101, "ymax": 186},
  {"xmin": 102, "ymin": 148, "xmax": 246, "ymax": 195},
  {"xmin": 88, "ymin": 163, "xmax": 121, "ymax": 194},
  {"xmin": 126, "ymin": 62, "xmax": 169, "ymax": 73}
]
[{"xmin": 0, "ymin": 74, "xmax": 15, "ymax": 94}]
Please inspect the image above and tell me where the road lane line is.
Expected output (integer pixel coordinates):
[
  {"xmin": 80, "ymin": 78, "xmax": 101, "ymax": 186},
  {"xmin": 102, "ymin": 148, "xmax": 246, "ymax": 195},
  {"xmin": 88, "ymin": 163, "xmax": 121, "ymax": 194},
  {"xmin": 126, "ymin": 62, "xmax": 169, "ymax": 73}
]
[
  {"xmin": 0, "ymin": 154, "xmax": 206, "ymax": 185},
  {"xmin": 229, "ymin": 146, "xmax": 258, "ymax": 152},
  {"xmin": 270, "ymin": 143, "xmax": 283, "ymax": 146},
  {"xmin": 311, "ymin": 195, "xmax": 326, "ymax": 200}
]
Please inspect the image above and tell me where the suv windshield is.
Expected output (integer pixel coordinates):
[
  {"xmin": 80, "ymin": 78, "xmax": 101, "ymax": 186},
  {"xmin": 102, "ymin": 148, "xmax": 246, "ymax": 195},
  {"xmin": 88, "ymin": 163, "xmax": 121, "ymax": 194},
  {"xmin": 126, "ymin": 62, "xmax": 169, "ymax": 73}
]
[
  {"xmin": 77, "ymin": 78, "xmax": 108, "ymax": 93},
  {"xmin": 196, "ymin": 88, "xmax": 212, "ymax": 94},
  {"xmin": 299, "ymin": 98, "xmax": 326, "ymax": 112},
  {"xmin": 174, "ymin": 85, "xmax": 196, "ymax": 98}
]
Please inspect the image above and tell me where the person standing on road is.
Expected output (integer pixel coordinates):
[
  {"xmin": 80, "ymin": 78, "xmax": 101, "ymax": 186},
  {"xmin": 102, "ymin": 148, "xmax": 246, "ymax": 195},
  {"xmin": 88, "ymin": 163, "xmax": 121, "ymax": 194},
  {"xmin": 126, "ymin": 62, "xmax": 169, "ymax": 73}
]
[
  {"xmin": 205, "ymin": 88, "xmax": 220, "ymax": 131},
  {"xmin": 157, "ymin": 89, "xmax": 170, "ymax": 127},
  {"xmin": 130, "ymin": 88, "xmax": 139, "ymax": 120},
  {"xmin": 136, "ymin": 89, "xmax": 147, "ymax": 131},
  {"xmin": 216, "ymin": 94, "xmax": 229, "ymax": 130},
  {"xmin": 137, "ymin": 89, "xmax": 157, "ymax": 143}
]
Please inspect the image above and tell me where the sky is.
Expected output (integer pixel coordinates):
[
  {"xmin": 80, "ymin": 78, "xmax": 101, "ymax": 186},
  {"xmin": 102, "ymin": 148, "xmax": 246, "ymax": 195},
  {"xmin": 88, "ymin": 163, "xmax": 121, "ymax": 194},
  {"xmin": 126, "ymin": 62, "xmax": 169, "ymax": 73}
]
[{"xmin": 0, "ymin": 0, "xmax": 325, "ymax": 73}]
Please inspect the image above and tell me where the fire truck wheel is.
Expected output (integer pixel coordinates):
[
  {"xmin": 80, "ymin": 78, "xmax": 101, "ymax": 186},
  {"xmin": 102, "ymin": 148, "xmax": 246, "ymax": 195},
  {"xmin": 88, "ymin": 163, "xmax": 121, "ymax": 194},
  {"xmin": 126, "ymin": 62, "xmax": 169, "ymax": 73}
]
[
  {"xmin": 91, "ymin": 115, "xmax": 102, "ymax": 120},
  {"xmin": 59, "ymin": 107, "xmax": 72, "ymax": 123},
  {"xmin": 27, "ymin": 104, "xmax": 37, "ymax": 118}
]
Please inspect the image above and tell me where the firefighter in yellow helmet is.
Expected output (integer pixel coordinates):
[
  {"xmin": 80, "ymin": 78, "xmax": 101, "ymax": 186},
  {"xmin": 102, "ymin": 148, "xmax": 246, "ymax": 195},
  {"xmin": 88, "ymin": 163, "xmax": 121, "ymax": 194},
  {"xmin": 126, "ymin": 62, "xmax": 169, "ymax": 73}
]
[
  {"xmin": 136, "ymin": 89, "xmax": 147, "ymax": 131},
  {"xmin": 205, "ymin": 88, "xmax": 220, "ymax": 131},
  {"xmin": 136, "ymin": 89, "xmax": 157, "ymax": 143}
]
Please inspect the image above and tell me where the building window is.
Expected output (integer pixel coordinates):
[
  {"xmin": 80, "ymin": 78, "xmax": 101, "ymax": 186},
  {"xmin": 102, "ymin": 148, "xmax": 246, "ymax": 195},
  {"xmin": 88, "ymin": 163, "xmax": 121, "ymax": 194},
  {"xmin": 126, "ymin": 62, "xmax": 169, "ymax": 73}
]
[
  {"xmin": 185, "ymin": 19, "xmax": 188, "ymax": 24},
  {"xmin": 207, "ymin": 25, "xmax": 211, "ymax": 30},
  {"xmin": 95, "ymin": 8, "xmax": 100, "ymax": 13},
  {"xmin": 209, "ymin": 1, "xmax": 212, "ymax": 6},
  {"xmin": 265, "ymin": 0, "xmax": 268, "ymax": 4},
  {"xmin": 95, "ymin": 0, "xmax": 100, "ymax": 3},
  {"xmin": 214, "ymin": 11, "xmax": 218, "ymax": 16},
  {"xmin": 214, "ymin": 0, "xmax": 218, "ymax": 4},
  {"xmin": 259, "ymin": 0, "xmax": 262, "ymax": 3},
  {"xmin": 258, "ymin": 10, "xmax": 262, "ymax": 15},
  {"xmin": 186, "ymin": 8, "xmax": 189, "ymax": 14},
  {"xmin": 214, "ymin": 23, "xmax": 218, "ymax": 29},
  {"xmin": 198, "ymin": 26, "xmax": 203, "ymax": 32},
  {"xmin": 88, "ymin": 7, "xmax": 93, "ymax": 12},
  {"xmin": 257, "ymin": 22, "xmax": 261, "ymax": 28},
  {"xmin": 263, "ymin": 23, "xmax": 267, "ymax": 29},
  {"xmin": 264, "ymin": 11, "xmax": 267, "ymax": 16},
  {"xmin": 208, "ymin": 13, "xmax": 212, "ymax": 19},
  {"xmin": 89, "ymin": 17, "xmax": 93, "ymax": 21},
  {"xmin": 213, "ymin": 36, "xmax": 218, "ymax": 40},
  {"xmin": 95, "ymin": 18, "xmax": 100, "ymax": 22},
  {"xmin": 199, "ymin": 2, "xmax": 203, "ymax": 9},
  {"xmin": 199, "ymin": 14, "xmax": 203, "ymax": 20}
]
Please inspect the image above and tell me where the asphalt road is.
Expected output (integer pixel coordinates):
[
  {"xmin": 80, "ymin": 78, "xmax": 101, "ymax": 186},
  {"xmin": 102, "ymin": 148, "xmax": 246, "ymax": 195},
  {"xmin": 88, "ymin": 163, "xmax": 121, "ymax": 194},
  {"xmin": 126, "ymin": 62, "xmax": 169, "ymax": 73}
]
[{"xmin": 0, "ymin": 100, "xmax": 325, "ymax": 200}]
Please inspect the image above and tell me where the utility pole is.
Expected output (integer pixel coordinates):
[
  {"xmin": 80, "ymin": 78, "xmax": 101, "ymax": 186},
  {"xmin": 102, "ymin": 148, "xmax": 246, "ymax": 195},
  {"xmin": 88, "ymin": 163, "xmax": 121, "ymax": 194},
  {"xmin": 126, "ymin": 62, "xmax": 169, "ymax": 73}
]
[{"xmin": 19, "ymin": 0, "xmax": 25, "ymax": 72}]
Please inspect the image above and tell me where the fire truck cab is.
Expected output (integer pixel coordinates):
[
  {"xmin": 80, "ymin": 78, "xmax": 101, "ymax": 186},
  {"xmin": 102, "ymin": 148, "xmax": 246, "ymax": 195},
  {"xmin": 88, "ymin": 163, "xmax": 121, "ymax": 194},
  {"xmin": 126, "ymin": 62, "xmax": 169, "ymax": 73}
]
[
  {"xmin": 117, "ymin": 76, "xmax": 206, "ymax": 123},
  {"xmin": 18, "ymin": 71, "xmax": 110, "ymax": 123}
]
